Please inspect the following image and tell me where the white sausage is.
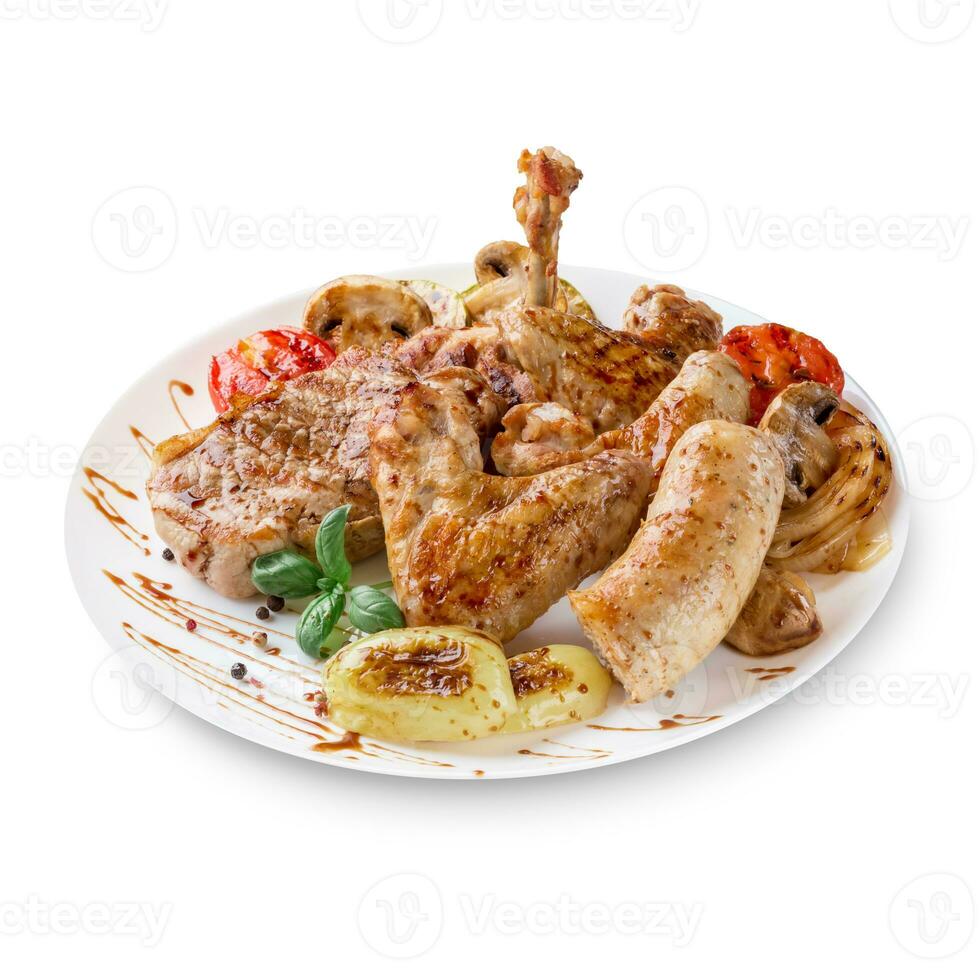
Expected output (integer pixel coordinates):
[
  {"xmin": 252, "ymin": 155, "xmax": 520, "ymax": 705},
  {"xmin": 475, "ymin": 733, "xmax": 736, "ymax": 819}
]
[{"xmin": 569, "ymin": 419, "xmax": 785, "ymax": 702}]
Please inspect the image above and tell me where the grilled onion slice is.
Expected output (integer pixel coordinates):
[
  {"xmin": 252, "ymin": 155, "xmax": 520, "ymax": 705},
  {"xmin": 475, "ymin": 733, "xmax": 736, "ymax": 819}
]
[
  {"xmin": 767, "ymin": 405, "xmax": 893, "ymax": 574},
  {"xmin": 322, "ymin": 627, "xmax": 516, "ymax": 741},
  {"xmin": 503, "ymin": 645, "xmax": 612, "ymax": 733}
]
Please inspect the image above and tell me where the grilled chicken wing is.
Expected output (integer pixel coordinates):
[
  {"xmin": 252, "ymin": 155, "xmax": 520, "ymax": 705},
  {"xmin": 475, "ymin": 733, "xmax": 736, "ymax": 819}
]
[
  {"xmin": 147, "ymin": 349, "xmax": 502, "ymax": 598},
  {"xmin": 369, "ymin": 382, "xmax": 650, "ymax": 643}
]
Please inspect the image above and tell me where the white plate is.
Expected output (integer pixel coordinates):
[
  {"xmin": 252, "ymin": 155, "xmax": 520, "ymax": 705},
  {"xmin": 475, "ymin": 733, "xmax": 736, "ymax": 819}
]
[{"xmin": 66, "ymin": 264, "xmax": 910, "ymax": 779}]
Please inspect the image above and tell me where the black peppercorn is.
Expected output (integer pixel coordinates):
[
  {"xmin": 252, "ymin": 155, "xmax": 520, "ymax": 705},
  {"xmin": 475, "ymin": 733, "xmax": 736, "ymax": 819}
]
[
  {"xmin": 256, "ymin": 606, "xmax": 270, "ymax": 620},
  {"xmin": 231, "ymin": 663, "xmax": 247, "ymax": 680},
  {"xmin": 266, "ymin": 595, "xmax": 285, "ymax": 612},
  {"xmin": 162, "ymin": 548, "xmax": 175, "ymax": 562}
]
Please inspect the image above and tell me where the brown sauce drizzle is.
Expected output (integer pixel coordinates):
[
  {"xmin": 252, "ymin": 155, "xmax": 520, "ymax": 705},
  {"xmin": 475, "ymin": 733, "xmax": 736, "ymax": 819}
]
[
  {"xmin": 168, "ymin": 380, "xmax": 195, "ymax": 429},
  {"xmin": 518, "ymin": 737, "xmax": 611, "ymax": 761},
  {"xmin": 82, "ymin": 468, "xmax": 150, "ymax": 555},
  {"xmin": 312, "ymin": 732, "xmax": 362, "ymax": 753},
  {"xmin": 588, "ymin": 713, "xmax": 722, "ymax": 732},
  {"xmin": 746, "ymin": 666, "xmax": 796, "ymax": 682},
  {"xmin": 129, "ymin": 425, "xmax": 156, "ymax": 460},
  {"xmin": 103, "ymin": 570, "xmax": 315, "ymax": 681},
  {"xmin": 123, "ymin": 622, "xmax": 333, "ymax": 740},
  {"xmin": 108, "ymin": 573, "xmax": 453, "ymax": 769}
]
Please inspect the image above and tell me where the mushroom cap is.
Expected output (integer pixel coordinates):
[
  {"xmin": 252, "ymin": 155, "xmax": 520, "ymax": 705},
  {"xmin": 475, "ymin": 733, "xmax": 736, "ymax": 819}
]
[
  {"xmin": 474, "ymin": 241, "xmax": 528, "ymax": 284},
  {"xmin": 726, "ymin": 566, "xmax": 822, "ymax": 656},
  {"xmin": 759, "ymin": 381, "xmax": 841, "ymax": 508},
  {"xmin": 302, "ymin": 275, "xmax": 432, "ymax": 352}
]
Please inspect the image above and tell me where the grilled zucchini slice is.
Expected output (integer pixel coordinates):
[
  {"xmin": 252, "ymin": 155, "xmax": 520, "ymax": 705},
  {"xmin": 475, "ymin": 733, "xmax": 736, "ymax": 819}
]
[
  {"xmin": 559, "ymin": 279, "xmax": 597, "ymax": 321},
  {"xmin": 401, "ymin": 280, "xmax": 471, "ymax": 329}
]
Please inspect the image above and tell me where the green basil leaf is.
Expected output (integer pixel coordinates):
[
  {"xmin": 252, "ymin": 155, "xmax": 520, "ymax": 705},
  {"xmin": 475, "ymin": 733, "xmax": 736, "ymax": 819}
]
[
  {"xmin": 315, "ymin": 505, "xmax": 352, "ymax": 586},
  {"xmin": 251, "ymin": 551, "xmax": 323, "ymax": 598},
  {"xmin": 347, "ymin": 586, "xmax": 405, "ymax": 634},
  {"xmin": 296, "ymin": 585, "xmax": 347, "ymax": 658}
]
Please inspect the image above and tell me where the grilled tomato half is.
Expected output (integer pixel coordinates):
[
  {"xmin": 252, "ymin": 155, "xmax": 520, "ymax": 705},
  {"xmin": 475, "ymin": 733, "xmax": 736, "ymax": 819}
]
[
  {"xmin": 208, "ymin": 328, "xmax": 335, "ymax": 412},
  {"xmin": 719, "ymin": 324, "xmax": 844, "ymax": 425},
  {"xmin": 503, "ymin": 645, "xmax": 612, "ymax": 733},
  {"xmin": 322, "ymin": 627, "xmax": 517, "ymax": 742}
]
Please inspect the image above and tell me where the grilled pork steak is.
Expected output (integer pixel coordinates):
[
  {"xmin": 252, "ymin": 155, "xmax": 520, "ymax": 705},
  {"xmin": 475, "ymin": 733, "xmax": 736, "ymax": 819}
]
[{"xmin": 147, "ymin": 348, "xmax": 501, "ymax": 598}]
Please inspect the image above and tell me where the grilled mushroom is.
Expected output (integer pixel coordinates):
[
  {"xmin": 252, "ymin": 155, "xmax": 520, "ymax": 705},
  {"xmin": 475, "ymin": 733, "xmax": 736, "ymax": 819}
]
[
  {"xmin": 759, "ymin": 382, "xmax": 841, "ymax": 508},
  {"xmin": 726, "ymin": 565, "xmax": 822, "ymax": 656},
  {"xmin": 474, "ymin": 241, "xmax": 528, "ymax": 284},
  {"xmin": 302, "ymin": 275, "xmax": 432, "ymax": 352}
]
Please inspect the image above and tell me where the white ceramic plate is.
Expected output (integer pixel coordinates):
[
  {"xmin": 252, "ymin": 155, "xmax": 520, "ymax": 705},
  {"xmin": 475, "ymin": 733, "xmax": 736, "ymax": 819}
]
[{"xmin": 66, "ymin": 264, "xmax": 910, "ymax": 779}]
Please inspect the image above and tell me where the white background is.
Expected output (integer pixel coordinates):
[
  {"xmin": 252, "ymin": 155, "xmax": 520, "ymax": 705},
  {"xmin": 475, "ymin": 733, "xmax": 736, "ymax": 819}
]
[{"xmin": 2, "ymin": 0, "xmax": 978, "ymax": 974}]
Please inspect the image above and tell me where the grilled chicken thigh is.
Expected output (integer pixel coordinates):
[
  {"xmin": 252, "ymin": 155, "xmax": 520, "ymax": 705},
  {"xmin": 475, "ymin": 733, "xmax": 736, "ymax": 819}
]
[
  {"xmin": 492, "ymin": 350, "xmax": 750, "ymax": 477},
  {"xmin": 147, "ymin": 349, "xmax": 502, "ymax": 598},
  {"xmin": 369, "ymin": 381, "xmax": 650, "ymax": 643},
  {"xmin": 397, "ymin": 305, "xmax": 701, "ymax": 432}
]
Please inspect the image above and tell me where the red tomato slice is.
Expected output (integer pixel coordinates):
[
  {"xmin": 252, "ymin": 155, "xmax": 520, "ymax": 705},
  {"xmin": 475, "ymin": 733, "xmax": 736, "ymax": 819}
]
[
  {"xmin": 208, "ymin": 328, "xmax": 335, "ymax": 413},
  {"xmin": 237, "ymin": 328, "xmax": 336, "ymax": 381},
  {"xmin": 719, "ymin": 324, "xmax": 844, "ymax": 425},
  {"xmin": 208, "ymin": 349, "xmax": 269, "ymax": 413}
]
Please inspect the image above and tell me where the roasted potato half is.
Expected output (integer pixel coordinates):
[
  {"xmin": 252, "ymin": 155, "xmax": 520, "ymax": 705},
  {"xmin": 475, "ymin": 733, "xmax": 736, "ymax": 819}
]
[
  {"xmin": 503, "ymin": 645, "xmax": 612, "ymax": 733},
  {"xmin": 322, "ymin": 627, "xmax": 517, "ymax": 741}
]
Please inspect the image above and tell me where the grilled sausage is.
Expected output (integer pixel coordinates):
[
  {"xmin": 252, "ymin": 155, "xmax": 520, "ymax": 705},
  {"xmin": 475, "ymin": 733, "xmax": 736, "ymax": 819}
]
[{"xmin": 569, "ymin": 420, "xmax": 785, "ymax": 702}]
